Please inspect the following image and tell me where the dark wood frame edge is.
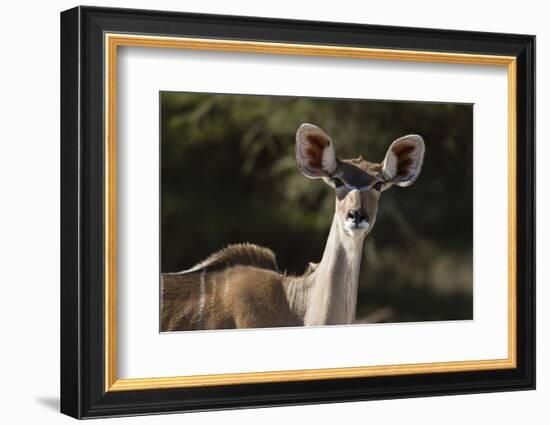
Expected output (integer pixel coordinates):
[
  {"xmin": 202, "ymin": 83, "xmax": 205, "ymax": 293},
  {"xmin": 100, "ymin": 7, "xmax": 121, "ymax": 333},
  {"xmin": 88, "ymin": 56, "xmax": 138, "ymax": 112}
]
[{"xmin": 60, "ymin": 5, "xmax": 535, "ymax": 419}]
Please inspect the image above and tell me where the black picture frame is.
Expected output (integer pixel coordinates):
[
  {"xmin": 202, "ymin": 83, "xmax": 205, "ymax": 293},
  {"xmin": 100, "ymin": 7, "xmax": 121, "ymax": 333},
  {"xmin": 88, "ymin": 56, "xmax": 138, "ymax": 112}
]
[{"xmin": 61, "ymin": 5, "xmax": 535, "ymax": 419}]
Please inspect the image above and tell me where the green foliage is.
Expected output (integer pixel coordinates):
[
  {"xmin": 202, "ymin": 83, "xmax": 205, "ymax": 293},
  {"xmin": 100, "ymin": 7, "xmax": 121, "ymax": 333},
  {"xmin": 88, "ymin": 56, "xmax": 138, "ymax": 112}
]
[{"xmin": 161, "ymin": 92, "xmax": 473, "ymax": 323}]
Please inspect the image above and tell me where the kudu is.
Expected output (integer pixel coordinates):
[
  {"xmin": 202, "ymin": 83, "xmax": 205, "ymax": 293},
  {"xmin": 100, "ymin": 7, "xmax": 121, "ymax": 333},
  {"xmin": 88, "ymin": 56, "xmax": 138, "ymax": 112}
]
[{"xmin": 161, "ymin": 123, "xmax": 425, "ymax": 331}]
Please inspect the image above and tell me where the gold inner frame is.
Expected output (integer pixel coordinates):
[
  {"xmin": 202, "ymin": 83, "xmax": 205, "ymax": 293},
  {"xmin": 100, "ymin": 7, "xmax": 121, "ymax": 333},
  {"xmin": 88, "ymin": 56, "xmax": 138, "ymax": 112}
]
[{"xmin": 104, "ymin": 33, "xmax": 518, "ymax": 392}]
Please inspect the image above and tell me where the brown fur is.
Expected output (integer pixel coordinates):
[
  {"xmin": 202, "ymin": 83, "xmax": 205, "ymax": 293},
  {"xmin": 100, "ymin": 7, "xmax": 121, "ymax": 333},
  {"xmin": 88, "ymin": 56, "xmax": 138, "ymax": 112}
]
[
  {"xmin": 191, "ymin": 243, "xmax": 278, "ymax": 272},
  {"xmin": 161, "ymin": 244, "xmax": 301, "ymax": 331},
  {"xmin": 161, "ymin": 266, "xmax": 302, "ymax": 331}
]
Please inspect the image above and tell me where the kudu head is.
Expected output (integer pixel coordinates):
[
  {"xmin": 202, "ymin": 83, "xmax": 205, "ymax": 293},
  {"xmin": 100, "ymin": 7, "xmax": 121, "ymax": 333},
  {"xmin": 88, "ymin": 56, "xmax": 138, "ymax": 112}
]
[{"xmin": 296, "ymin": 123, "xmax": 425, "ymax": 239}]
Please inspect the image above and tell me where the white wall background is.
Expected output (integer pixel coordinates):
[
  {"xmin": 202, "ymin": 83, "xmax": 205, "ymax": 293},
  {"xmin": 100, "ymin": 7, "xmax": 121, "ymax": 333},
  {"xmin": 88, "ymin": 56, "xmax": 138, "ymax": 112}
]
[{"xmin": 0, "ymin": 0, "xmax": 545, "ymax": 423}]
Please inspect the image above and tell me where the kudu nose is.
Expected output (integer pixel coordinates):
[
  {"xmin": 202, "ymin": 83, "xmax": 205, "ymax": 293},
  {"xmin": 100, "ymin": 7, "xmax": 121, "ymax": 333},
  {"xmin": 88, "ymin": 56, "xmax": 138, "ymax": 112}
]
[{"xmin": 347, "ymin": 209, "xmax": 367, "ymax": 225}]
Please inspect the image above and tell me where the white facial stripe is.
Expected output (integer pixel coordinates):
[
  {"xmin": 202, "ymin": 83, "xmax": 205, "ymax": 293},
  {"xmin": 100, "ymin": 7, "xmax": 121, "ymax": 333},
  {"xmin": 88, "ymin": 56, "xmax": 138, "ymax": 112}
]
[
  {"xmin": 339, "ymin": 184, "xmax": 375, "ymax": 192},
  {"xmin": 343, "ymin": 218, "xmax": 370, "ymax": 237},
  {"xmin": 357, "ymin": 221, "xmax": 370, "ymax": 229}
]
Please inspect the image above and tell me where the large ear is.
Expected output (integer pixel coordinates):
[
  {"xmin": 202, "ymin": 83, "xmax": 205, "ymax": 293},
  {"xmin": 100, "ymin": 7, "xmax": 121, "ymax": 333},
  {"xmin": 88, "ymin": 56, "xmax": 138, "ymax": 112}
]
[
  {"xmin": 381, "ymin": 135, "xmax": 425, "ymax": 188},
  {"xmin": 295, "ymin": 123, "xmax": 338, "ymax": 179}
]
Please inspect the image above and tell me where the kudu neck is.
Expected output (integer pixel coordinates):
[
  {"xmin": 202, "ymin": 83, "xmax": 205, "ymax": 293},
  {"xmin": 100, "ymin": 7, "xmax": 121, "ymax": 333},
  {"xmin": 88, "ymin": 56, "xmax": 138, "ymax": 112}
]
[{"xmin": 301, "ymin": 213, "xmax": 366, "ymax": 326}]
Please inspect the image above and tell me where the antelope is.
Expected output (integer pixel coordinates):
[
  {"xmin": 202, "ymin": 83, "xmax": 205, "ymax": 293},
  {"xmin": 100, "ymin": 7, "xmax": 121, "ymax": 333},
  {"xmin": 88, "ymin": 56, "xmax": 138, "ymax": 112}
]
[{"xmin": 161, "ymin": 123, "xmax": 425, "ymax": 331}]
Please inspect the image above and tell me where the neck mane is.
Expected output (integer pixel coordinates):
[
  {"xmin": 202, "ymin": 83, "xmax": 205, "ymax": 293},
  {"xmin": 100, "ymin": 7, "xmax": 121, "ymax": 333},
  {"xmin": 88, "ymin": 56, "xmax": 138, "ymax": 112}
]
[{"xmin": 285, "ymin": 214, "xmax": 366, "ymax": 326}]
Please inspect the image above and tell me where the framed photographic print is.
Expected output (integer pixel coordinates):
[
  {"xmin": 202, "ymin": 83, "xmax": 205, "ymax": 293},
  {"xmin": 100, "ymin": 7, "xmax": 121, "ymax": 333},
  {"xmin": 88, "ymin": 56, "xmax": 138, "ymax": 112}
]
[{"xmin": 60, "ymin": 6, "xmax": 535, "ymax": 419}]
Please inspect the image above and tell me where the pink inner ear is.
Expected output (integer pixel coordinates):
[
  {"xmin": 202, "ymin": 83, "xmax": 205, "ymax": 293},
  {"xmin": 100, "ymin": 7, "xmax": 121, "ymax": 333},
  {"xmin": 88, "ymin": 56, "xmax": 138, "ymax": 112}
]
[
  {"xmin": 397, "ymin": 158, "xmax": 413, "ymax": 176},
  {"xmin": 302, "ymin": 134, "xmax": 330, "ymax": 173},
  {"xmin": 392, "ymin": 142, "xmax": 415, "ymax": 157},
  {"xmin": 392, "ymin": 143, "xmax": 416, "ymax": 176}
]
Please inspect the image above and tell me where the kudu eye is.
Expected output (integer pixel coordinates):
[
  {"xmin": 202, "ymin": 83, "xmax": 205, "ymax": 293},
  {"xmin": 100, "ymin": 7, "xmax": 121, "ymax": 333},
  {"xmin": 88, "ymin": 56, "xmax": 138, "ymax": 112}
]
[
  {"xmin": 373, "ymin": 181, "xmax": 383, "ymax": 192},
  {"xmin": 333, "ymin": 178, "xmax": 345, "ymax": 188}
]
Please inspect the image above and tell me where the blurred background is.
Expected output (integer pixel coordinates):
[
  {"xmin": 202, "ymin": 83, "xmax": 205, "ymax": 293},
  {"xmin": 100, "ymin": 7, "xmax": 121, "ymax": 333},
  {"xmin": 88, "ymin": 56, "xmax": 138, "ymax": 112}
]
[{"xmin": 161, "ymin": 92, "xmax": 473, "ymax": 323}]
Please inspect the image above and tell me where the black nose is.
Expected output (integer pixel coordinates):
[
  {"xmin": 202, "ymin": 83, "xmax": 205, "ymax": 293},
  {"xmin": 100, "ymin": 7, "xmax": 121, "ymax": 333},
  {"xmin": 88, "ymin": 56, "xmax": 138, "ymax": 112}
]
[{"xmin": 347, "ymin": 209, "xmax": 367, "ymax": 225}]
